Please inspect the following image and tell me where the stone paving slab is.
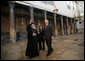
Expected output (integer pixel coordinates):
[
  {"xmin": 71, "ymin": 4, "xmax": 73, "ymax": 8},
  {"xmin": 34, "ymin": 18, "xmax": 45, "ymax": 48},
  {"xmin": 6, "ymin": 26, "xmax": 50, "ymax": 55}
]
[{"xmin": 1, "ymin": 33, "xmax": 84, "ymax": 60}]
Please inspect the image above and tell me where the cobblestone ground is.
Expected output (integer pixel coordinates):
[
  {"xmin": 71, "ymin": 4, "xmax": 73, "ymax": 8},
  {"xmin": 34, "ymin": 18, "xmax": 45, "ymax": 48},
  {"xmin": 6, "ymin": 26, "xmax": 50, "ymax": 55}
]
[{"xmin": 1, "ymin": 33, "xmax": 84, "ymax": 60}]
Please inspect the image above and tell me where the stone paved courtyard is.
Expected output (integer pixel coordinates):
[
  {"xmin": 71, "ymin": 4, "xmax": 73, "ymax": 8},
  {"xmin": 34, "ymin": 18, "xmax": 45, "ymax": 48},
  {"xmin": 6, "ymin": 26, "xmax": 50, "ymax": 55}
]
[{"xmin": 1, "ymin": 33, "xmax": 84, "ymax": 60}]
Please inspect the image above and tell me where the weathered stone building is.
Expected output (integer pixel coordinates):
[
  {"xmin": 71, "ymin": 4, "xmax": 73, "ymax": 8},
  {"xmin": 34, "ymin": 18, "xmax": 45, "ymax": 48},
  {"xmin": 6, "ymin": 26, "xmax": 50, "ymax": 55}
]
[{"xmin": 1, "ymin": 1, "xmax": 83, "ymax": 42}]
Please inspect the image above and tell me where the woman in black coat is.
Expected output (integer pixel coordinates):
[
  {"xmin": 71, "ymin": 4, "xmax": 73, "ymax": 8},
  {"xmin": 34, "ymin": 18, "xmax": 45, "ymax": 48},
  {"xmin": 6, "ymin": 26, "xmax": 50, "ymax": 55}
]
[
  {"xmin": 38, "ymin": 25, "xmax": 45, "ymax": 51},
  {"xmin": 25, "ymin": 22, "xmax": 39, "ymax": 58}
]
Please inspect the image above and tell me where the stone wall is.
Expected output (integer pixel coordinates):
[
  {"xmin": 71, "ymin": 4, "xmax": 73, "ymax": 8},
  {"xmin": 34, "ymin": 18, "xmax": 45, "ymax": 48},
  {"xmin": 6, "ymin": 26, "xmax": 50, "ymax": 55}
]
[{"xmin": 1, "ymin": 16, "xmax": 10, "ymax": 41}]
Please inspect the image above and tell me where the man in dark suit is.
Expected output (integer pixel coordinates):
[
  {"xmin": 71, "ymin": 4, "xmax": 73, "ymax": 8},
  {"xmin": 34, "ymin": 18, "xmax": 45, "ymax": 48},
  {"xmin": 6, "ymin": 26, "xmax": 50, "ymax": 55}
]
[{"xmin": 44, "ymin": 19, "xmax": 54, "ymax": 56}]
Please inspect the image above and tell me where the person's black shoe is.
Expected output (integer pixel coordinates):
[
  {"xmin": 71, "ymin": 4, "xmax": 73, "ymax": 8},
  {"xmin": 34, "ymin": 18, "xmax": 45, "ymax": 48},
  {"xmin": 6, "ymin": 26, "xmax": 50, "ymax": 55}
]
[
  {"xmin": 29, "ymin": 54, "xmax": 39, "ymax": 58},
  {"xmin": 51, "ymin": 49, "xmax": 53, "ymax": 52},
  {"xmin": 46, "ymin": 52, "xmax": 51, "ymax": 56},
  {"xmin": 46, "ymin": 49, "xmax": 53, "ymax": 56}
]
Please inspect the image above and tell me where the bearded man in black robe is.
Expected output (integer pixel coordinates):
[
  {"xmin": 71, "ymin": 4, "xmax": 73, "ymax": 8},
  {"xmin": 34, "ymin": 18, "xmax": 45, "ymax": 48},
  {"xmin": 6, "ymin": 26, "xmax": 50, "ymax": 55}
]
[{"xmin": 25, "ymin": 20, "xmax": 39, "ymax": 58}]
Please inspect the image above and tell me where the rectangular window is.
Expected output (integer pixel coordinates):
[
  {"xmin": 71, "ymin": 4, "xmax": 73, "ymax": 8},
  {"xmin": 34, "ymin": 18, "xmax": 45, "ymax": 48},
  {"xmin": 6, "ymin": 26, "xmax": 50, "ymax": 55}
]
[
  {"xmin": 67, "ymin": 1, "xmax": 71, "ymax": 10},
  {"xmin": 41, "ymin": 1, "xmax": 54, "ymax": 6}
]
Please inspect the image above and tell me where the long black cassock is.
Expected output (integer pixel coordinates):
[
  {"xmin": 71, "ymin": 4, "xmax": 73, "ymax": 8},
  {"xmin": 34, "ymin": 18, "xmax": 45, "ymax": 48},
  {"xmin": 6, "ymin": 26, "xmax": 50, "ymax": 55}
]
[{"xmin": 25, "ymin": 23, "xmax": 39, "ymax": 57}]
